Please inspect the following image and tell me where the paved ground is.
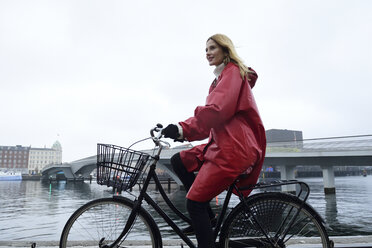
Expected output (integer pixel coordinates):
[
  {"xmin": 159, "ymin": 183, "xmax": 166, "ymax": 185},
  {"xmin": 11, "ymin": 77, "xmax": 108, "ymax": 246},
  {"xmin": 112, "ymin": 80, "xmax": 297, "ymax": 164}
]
[{"xmin": 1, "ymin": 236, "xmax": 372, "ymax": 248}]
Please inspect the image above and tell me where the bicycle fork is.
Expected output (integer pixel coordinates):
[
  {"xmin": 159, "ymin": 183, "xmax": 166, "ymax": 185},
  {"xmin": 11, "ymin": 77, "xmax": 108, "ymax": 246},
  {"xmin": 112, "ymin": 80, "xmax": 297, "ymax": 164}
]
[{"xmin": 106, "ymin": 165, "xmax": 157, "ymax": 248}]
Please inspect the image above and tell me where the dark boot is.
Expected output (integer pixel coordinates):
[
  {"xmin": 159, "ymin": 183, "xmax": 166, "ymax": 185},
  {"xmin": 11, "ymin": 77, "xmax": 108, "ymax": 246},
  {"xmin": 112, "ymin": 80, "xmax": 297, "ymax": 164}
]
[
  {"xmin": 182, "ymin": 216, "xmax": 217, "ymax": 235},
  {"xmin": 187, "ymin": 199, "xmax": 216, "ymax": 248}
]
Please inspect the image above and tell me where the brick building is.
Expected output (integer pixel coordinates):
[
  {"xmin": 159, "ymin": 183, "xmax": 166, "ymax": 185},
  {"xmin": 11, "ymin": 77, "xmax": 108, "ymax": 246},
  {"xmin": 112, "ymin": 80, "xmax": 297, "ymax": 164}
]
[
  {"xmin": 0, "ymin": 141, "xmax": 62, "ymax": 174},
  {"xmin": 0, "ymin": 145, "xmax": 30, "ymax": 173}
]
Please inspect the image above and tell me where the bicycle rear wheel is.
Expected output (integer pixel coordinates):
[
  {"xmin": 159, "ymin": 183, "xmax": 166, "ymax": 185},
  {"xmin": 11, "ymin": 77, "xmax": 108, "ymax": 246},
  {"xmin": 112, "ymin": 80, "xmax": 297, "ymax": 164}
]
[
  {"xmin": 220, "ymin": 192, "xmax": 330, "ymax": 248},
  {"xmin": 60, "ymin": 197, "xmax": 161, "ymax": 248}
]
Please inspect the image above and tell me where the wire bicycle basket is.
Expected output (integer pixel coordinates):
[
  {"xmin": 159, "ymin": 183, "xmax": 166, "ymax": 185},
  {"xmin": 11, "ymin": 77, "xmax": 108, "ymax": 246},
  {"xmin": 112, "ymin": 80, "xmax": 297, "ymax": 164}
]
[{"xmin": 96, "ymin": 143, "xmax": 151, "ymax": 192}]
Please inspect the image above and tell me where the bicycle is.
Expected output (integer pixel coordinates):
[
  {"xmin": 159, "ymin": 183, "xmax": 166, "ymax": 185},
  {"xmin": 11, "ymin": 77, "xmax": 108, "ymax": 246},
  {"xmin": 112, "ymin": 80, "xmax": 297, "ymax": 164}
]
[{"xmin": 60, "ymin": 124, "xmax": 334, "ymax": 248}]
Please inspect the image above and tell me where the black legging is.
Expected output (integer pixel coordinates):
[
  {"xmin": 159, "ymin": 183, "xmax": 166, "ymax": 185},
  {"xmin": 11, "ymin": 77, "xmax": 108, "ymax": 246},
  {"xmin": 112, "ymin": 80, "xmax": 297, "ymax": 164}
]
[
  {"xmin": 171, "ymin": 153, "xmax": 216, "ymax": 248},
  {"xmin": 171, "ymin": 153, "xmax": 195, "ymax": 192}
]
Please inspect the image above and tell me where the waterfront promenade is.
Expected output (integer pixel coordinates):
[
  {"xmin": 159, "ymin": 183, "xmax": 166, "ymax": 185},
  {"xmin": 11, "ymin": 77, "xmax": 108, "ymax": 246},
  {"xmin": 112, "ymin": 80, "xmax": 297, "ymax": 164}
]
[{"xmin": 2, "ymin": 236, "xmax": 372, "ymax": 248}]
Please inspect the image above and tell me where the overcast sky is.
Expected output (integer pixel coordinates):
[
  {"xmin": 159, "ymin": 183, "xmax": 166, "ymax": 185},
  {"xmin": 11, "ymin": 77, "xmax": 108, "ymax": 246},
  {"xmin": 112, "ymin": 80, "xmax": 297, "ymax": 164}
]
[{"xmin": 1, "ymin": 0, "xmax": 371, "ymax": 162}]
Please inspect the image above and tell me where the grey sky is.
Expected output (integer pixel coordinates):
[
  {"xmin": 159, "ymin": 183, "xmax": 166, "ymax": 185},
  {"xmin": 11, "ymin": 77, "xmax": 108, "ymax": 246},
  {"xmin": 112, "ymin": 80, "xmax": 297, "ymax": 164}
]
[{"xmin": 1, "ymin": 0, "xmax": 371, "ymax": 162}]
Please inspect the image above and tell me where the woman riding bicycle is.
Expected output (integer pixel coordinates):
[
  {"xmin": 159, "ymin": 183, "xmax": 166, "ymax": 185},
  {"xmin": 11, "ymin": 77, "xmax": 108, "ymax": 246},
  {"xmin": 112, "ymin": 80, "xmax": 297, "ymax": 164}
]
[{"xmin": 162, "ymin": 33, "xmax": 266, "ymax": 248}]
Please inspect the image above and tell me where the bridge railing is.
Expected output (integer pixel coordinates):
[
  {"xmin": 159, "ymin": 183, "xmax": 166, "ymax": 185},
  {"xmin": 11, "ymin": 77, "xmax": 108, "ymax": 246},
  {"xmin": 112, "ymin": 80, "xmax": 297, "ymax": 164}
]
[{"xmin": 267, "ymin": 135, "xmax": 372, "ymax": 153}]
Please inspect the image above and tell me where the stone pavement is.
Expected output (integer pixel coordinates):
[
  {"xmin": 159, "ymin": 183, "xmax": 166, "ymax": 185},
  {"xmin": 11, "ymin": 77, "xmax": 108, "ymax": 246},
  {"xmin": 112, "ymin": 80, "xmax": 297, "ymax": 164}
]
[{"xmin": 1, "ymin": 236, "xmax": 372, "ymax": 248}]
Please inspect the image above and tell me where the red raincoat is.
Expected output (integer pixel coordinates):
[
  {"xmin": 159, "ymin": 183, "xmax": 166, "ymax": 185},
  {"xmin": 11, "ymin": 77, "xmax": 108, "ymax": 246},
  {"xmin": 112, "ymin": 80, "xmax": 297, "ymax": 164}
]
[{"xmin": 179, "ymin": 62, "xmax": 266, "ymax": 202}]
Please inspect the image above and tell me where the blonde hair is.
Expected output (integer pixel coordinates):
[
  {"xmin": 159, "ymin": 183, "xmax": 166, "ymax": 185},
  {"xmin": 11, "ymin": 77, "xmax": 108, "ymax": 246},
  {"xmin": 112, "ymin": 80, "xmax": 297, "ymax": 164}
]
[{"xmin": 207, "ymin": 34, "xmax": 253, "ymax": 79}]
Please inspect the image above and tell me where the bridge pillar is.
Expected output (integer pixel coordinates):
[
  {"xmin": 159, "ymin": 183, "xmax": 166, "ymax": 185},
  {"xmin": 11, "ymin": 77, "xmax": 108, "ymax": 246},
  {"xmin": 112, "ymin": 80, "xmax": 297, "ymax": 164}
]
[
  {"xmin": 321, "ymin": 165, "xmax": 336, "ymax": 194},
  {"xmin": 280, "ymin": 165, "xmax": 296, "ymax": 193}
]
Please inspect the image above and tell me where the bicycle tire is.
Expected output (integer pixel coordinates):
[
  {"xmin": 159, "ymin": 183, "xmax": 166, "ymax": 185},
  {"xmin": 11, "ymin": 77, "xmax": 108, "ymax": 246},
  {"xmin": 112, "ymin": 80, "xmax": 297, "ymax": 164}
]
[
  {"xmin": 60, "ymin": 197, "xmax": 161, "ymax": 248},
  {"xmin": 219, "ymin": 192, "xmax": 330, "ymax": 248}
]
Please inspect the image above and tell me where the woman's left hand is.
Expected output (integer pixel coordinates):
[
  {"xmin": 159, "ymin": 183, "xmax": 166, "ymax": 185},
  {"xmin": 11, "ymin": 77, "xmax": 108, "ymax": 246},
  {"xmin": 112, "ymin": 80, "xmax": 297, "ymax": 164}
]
[{"xmin": 162, "ymin": 124, "xmax": 180, "ymax": 139}]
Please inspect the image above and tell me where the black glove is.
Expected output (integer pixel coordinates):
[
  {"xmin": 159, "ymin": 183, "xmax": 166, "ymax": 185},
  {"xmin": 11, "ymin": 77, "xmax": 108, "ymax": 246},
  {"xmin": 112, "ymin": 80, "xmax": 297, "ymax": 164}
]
[{"xmin": 162, "ymin": 124, "xmax": 180, "ymax": 139}]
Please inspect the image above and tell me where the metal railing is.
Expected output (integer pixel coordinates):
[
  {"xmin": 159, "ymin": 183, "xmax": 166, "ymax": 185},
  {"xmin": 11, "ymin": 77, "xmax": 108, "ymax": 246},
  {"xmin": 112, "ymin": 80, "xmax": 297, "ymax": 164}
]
[{"xmin": 267, "ymin": 134, "xmax": 372, "ymax": 153}]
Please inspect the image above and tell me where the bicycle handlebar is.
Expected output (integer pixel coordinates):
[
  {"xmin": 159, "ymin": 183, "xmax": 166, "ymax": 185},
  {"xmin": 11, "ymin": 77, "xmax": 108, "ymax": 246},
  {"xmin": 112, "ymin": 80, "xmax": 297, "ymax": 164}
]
[
  {"xmin": 150, "ymin": 123, "xmax": 163, "ymax": 139},
  {"xmin": 150, "ymin": 124, "xmax": 171, "ymax": 148}
]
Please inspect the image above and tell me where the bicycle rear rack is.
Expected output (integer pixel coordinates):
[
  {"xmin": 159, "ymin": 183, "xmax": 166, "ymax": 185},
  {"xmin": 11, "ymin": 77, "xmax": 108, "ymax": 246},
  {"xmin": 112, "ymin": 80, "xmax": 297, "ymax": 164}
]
[{"xmin": 239, "ymin": 179, "xmax": 310, "ymax": 202}]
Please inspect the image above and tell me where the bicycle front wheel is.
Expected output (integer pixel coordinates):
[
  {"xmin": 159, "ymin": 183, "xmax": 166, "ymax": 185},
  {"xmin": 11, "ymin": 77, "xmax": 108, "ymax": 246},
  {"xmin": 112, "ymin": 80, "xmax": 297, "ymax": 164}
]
[
  {"xmin": 220, "ymin": 192, "xmax": 330, "ymax": 248},
  {"xmin": 60, "ymin": 197, "xmax": 161, "ymax": 248}
]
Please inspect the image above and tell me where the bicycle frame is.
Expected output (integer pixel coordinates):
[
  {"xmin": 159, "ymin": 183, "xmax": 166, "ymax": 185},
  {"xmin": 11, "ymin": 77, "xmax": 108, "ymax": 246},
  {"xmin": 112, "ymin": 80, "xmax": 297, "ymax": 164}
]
[
  {"xmin": 117, "ymin": 155, "xmax": 313, "ymax": 248},
  {"xmin": 117, "ymin": 146, "xmax": 238, "ymax": 248},
  {"xmin": 114, "ymin": 127, "xmax": 315, "ymax": 248}
]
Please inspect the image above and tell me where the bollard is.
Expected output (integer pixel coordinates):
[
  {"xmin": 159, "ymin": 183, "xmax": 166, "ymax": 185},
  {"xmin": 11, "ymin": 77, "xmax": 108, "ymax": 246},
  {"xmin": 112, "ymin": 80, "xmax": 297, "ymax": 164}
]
[{"xmin": 168, "ymin": 178, "xmax": 171, "ymax": 193}]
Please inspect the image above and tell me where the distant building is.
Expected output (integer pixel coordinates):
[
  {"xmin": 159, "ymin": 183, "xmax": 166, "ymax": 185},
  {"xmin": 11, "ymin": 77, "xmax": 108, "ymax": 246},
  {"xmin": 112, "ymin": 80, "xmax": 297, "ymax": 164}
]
[
  {"xmin": 264, "ymin": 129, "xmax": 303, "ymax": 173},
  {"xmin": 28, "ymin": 141, "xmax": 62, "ymax": 174},
  {"xmin": 0, "ymin": 141, "xmax": 62, "ymax": 174},
  {"xmin": 0, "ymin": 145, "xmax": 30, "ymax": 173},
  {"xmin": 266, "ymin": 129, "xmax": 303, "ymax": 143}
]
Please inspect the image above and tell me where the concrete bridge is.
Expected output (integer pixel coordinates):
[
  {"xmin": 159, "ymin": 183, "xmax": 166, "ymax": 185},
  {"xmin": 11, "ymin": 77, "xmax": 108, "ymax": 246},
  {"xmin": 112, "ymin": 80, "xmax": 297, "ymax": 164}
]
[
  {"xmin": 42, "ymin": 155, "xmax": 97, "ymax": 180},
  {"xmin": 264, "ymin": 134, "xmax": 372, "ymax": 193},
  {"xmin": 42, "ymin": 135, "xmax": 372, "ymax": 194}
]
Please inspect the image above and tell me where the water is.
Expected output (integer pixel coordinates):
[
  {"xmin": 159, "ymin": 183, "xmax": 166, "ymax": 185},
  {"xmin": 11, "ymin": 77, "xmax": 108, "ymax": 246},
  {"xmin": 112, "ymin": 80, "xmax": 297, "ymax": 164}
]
[{"xmin": 0, "ymin": 176, "xmax": 371, "ymax": 241}]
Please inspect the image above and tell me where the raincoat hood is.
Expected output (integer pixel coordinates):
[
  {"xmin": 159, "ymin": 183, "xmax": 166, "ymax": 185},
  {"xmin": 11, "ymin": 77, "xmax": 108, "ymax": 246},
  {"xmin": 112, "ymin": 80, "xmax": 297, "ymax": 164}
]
[{"xmin": 247, "ymin": 67, "xmax": 258, "ymax": 88}]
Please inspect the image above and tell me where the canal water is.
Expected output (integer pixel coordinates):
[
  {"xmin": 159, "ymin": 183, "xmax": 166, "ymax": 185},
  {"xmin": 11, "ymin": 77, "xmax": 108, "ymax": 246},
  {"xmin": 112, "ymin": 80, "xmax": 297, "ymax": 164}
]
[{"xmin": 0, "ymin": 176, "xmax": 371, "ymax": 241}]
